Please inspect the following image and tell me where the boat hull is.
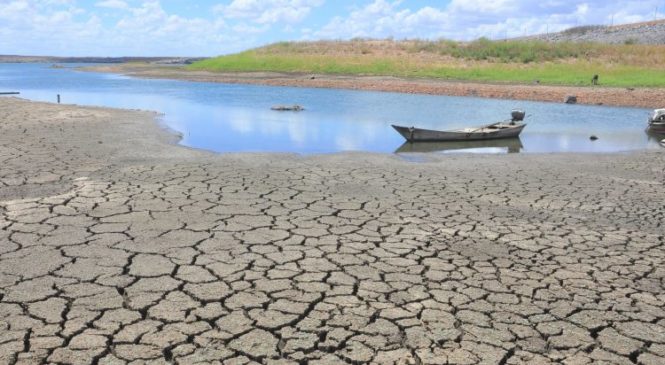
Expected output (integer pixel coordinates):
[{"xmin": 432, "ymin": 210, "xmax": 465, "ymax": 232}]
[
  {"xmin": 648, "ymin": 123, "xmax": 665, "ymax": 134},
  {"xmin": 392, "ymin": 123, "xmax": 526, "ymax": 142}
]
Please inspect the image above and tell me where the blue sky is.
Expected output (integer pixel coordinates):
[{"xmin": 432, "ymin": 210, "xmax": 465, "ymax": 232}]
[{"xmin": 1, "ymin": 0, "xmax": 664, "ymax": 57}]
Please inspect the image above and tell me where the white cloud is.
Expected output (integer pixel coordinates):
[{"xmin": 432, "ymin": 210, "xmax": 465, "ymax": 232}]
[
  {"xmin": 448, "ymin": 0, "xmax": 518, "ymax": 14},
  {"xmin": 0, "ymin": 0, "xmax": 241, "ymax": 57},
  {"xmin": 315, "ymin": 1, "xmax": 451, "ymax": 39},
  {"xmin": 215, "ymin": 0, "xmax": 324, "ymax": 24},
  {"xmin": 0, "ymin": 1, "xmax": 30, "ymax": 15},
  {"xmin": 95, "ymin": 0, "xmax": 128, "ymax": 10},
  {"xmin": 1, "ymin": 0, "xmax": 664, "ymax": 57},
  {"xmin": 110, "ymin": 1, "xmax": 231, "ymax": 55},
  {"xmin": 314, "ymin": 0, "xmax": 664, "ymax": 41},
  {"xmin": 0, "ymin": 1, "xmax": 97, "ymax": 36}
]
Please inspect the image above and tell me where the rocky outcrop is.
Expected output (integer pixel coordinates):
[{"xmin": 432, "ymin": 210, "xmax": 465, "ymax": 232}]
[{"xmin": 524, "ymin": 20, "xmax": 665, "ymax": 44}]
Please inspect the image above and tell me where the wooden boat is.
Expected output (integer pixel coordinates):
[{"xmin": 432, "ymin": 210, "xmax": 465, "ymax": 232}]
[
  {"xmin": 392, "ymin": 122, "xmax": 526, "ymax": 142},
  {"xmin": 395, "ymin": 137, "xmax": 523, "ymax": 153},
  {"xmin": 393, "ymin": 109, "xmax": 527, "ymax": 142}
]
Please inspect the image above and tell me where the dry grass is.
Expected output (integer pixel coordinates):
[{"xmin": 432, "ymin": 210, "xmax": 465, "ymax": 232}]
[{"xmin": 189, "ymin": 39, "xmax": 665, "ymax": 87}]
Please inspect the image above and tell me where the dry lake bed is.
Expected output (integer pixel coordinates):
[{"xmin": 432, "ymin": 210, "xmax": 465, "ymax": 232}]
[{"xmin": 0, "ymin": 97, "xmax": 664, "ymax": 364}]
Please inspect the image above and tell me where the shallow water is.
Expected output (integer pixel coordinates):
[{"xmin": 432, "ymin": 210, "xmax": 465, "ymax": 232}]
[{"xmin": 1, "ymin": 63, "xmax": 662, "ymax": 154}]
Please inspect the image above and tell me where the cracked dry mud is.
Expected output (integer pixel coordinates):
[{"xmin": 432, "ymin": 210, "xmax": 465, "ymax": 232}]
[{"xmin": 1, "ymin": 97, "xmax": 664, "ymax": 365}]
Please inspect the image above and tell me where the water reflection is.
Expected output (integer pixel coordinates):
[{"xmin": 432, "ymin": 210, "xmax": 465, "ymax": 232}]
[
  {"xmin": 647, "ymin": 131, "xmax": 665, "ymax": 147},
  {"xmin": 395, "ymin": 138, "xmax": 523, "ymax": 153}
]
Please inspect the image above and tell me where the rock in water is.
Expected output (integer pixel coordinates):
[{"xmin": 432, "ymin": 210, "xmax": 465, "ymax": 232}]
[
  {"xmin": 590, "ymin": 135, "xmax": 599, "ymax": 141},
  {"xmin": 565, "ymin": 95, "xmax": 578, "ymax": 104},
  {"xmin": 271, "ymin": 105, "xmax": 304, "ymax": 112}
]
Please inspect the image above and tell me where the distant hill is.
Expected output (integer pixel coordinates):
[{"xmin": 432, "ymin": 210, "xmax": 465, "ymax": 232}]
[
  {"xmin": 0, "ymin": 55, "xmax": 207, "ymax": 64},
  {"xmin": 523, "ymin": 20, "xmax": 665, "ymax": 44}
]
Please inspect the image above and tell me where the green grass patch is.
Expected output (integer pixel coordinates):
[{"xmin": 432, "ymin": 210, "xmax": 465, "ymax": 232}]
[
  {"xmin": 411, "ymin": 64, "xmax": 665, "ymax": 87},
  {"xmin": 188, "ymin": 40, "xmax": 665, "ymax": 88},
  {"xmin": 409, "ymin": 38, "xmax": 600, "ymax": 63}
]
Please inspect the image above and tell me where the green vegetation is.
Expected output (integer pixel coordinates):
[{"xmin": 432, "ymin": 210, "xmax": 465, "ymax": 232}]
[
  {"xmin": 407, "ymin": 38, "xmax": 600, "ymax": 63},
  {"xmin": 188, "ymin": 39, "xmax": 665, "ymax": 87}
]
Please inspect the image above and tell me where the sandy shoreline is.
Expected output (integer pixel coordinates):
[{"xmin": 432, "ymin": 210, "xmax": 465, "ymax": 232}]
[
  {"xmin": 83, "ymin": 64, "xmax": 665, "ymax": 109},
  {"xmin": 1, "ymin": 97, "xmax": 664, "ymax": 364}
]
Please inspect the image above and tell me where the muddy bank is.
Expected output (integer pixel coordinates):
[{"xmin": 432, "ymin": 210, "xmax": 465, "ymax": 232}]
[{"xmin": 83, "ymin": 64, "xmax": 665, "ymax": 109}]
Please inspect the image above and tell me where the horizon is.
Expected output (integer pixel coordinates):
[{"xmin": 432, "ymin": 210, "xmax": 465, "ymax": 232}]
[{"xmin": 2, "ymin": 0, "xmax": 665, "ymax": 57}]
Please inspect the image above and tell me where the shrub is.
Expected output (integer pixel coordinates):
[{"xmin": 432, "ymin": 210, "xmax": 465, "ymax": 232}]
[
  {"xmin": 562, "ymin": 25, "xmax": 606, "ymax": 35},
  {"xmin": 441, "ymin": 39, "xmax": 593, "ymax": 63}
]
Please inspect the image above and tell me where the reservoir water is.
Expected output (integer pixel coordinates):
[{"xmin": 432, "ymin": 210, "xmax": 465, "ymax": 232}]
[{"xmin": 1, "ymin": 63, "xmax": 662, "ymax": 154}]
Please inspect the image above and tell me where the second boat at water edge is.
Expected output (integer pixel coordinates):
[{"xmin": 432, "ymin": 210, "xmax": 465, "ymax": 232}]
[
  {"xmin": 392, "ymin": 110, "xmax": 527, "ymax": 143},
  {"xmin": 647, "ymin": 109, "xmax": 665, "ymax": 133}
]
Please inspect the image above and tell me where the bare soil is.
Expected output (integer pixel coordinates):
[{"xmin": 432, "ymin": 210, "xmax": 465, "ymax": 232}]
[{"xmin": 1, "ymin": 97, "xmax": 664, "ymax": 364}]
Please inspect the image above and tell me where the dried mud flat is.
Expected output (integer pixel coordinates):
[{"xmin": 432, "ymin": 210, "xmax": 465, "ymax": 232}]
[
  {"xmin": 85, "ymin": 64, "xmax": 665, "ymax": 109},
  {"xmin": 1, "ymin": 97, "xmax": 664, "ymax": 365}
]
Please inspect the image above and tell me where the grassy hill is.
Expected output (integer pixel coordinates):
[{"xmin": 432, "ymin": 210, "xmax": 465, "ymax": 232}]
[{"xmin": 188, "ymin": 38, "xmax": 665, "ymax": 87}]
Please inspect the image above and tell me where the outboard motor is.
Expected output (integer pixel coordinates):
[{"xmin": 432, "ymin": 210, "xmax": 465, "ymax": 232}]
[{"xmin": 511, "ymin": 109, "xmax": 526, "ymax": 122}]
